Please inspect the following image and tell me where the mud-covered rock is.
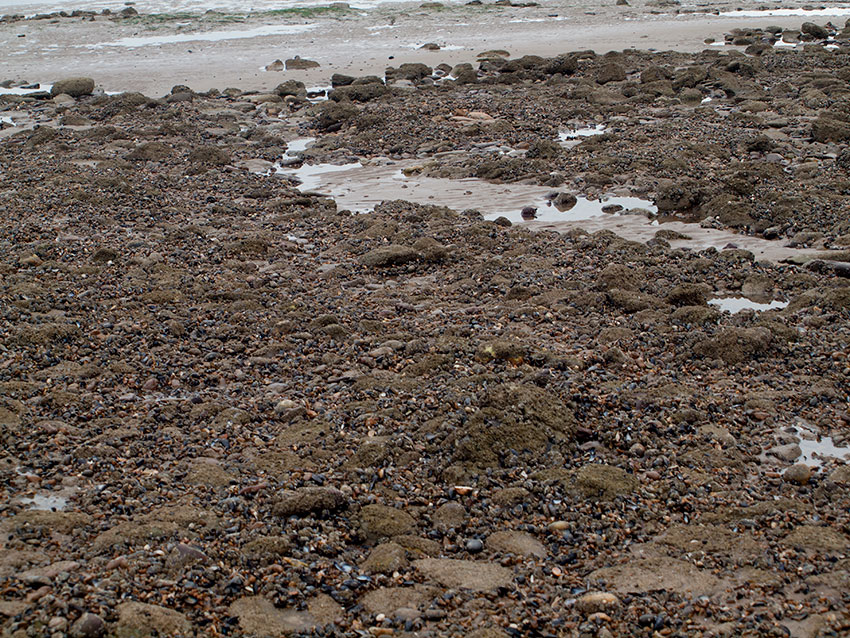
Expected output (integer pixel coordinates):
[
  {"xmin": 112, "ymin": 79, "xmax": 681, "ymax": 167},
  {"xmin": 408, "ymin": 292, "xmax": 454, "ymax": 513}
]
[
  {"xmin": 51, "ymin": 77, "xmax": 94, "ymax": 97},
  {"xmin": 359, "ymin": 504, "xmax": 417, "ymax": 540},
  {"xmin": 359, "ymin": 245, "xmax": 420, "ymax": 267},
  {"xmin": 272, "ymin": 487, "xmax": 347, "ymax": 517},
  {"xmin": 693, "ymin": 327, "xmax": 773, "ymax": 364}
]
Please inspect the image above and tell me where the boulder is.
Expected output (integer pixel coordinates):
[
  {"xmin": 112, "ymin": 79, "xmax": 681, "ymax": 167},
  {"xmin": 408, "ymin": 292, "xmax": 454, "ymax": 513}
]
[
  {"xmin": 359, "ymin": 245, "xmax": 420, "ymax": 267},
  {"xmin": 666, "ymin": 283, "xmax": 710, "ymax": 306},
  {"xmin": 801, "ymin": 22, "xmax": 829, "ymax": 39},
  {"xmin": 51, "ymin": 77, "xmax": 94, "ymax": 97},
  {"xmin": 432, "ymin": 502, "xmax": 468, "ymax": 530},
  {"xmin": 274, "ymin": 80, "xmax": 306, "ymax": 97},
  {"xmin": 330, "ymin": 83, "xmax": 389, "ymax": 103},
  {"xmin": 596, "ymin": 62, "xmax": 626, "ymax": 84},
  {"xmin": 285, "ymin": 56, "xmax": 320, "ymax": 70},
  {"xmin": 361, "ymin": 542, "xmax": 409, "ymax": 574},
  {"xmin": 386, "ymin": 63, "xmax": 432, "ymax": 83},
  {"xmin": 573, "ymin": 464, "xmax": 638, "ymax": 499},
  {"xmin": 360, "ymin": 504, "xmax": 417, "ymax": 539},
  {"xmin": 314, "ymin": 102, "xmax": 358, "ymax": 132}
]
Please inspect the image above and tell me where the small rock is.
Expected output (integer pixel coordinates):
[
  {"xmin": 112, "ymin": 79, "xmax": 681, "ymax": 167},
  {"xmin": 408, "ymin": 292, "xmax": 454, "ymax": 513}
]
[
  {"xmin": 272, "ymin": 487, "xmax": 347, "ymax": 517},
  {"xmin": 18, "ymin": 560, "xmax": 80, "ymax": 585},
  {"xmin": 114, "ymin": 602, "xmax": 191, "ymax": 637},
  {"xmin": 433, "ymin": 502, "xmax": 467, "ymax": 530},
  {"xmin": 768, "ymin": 443, "xmax": 802, "ymax": 463},
  {"xmin": 784, "ymin": 463, "xmax": 812, "ymax": 485},
  {"xmin": 70, "ymin": 613, "xmax": 105, "ymax": 638},
  {"xmin": 465, "ymin": 538, "xmax": 483, "ymax": 553},
  {"xmin": 486, "ymin": 530, "xmax": 547, "ymax": 558},
  {"xmin": 576, "ymin": 591, "xmax": 620, "ymax": 614},
  {"xmin": 361, "ymin": 542, "xmax": 409, "ymax": 574},
  {"xmin": 360, "ymin": 504, "xmax": 417, "ymax": 539}
]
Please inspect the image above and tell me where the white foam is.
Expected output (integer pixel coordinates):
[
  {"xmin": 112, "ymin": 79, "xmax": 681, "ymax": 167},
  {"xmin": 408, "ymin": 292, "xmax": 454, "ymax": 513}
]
[
  {"xmin": 508, "ymin": 16, "xmax": 567, "ymax": 23},
  {"xmin": 403, "ymin": 42, "xmax": 465, "ymax": 50},
  {"xmin": 720, "ymin": 7, "xmax": 850, "ymax": 17},
  {"xmin": 0, "ymin": 83, "xmax": 52, "ymax": 94},
  {"xmin": 88, "ymin": 23, "xmax": 318, "ymax": 48}
]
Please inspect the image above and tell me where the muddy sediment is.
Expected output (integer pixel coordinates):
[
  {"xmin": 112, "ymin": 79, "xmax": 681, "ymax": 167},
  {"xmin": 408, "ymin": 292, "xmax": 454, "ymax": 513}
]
[{"xmin": 1, "ymin": 24, "xmax": 850, "ymax": 638}]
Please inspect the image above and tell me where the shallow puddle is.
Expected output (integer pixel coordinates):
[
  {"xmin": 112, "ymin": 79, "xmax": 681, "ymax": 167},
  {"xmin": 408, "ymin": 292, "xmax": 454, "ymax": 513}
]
[
  {"xmin": 19, "ymin": 491, "xmax": 71, "ymax": 511},
  {"xmin": 276, "ymin": 147, "xmax": 648, "ymax": 219},
  {"xmin": 273, "ymin": 139, "xmax": 837, "ymax": 263},
  {"xmin": 708, "ymin": 297, "xmax": 789, "ymax": 314},
  {"xmin": 558, "ymin": 124, "xmax": 605, "ymax": 148},
  {"xmin": 792, "ymin": 426, "xmax": 850, "ymax": 467},
  {"xmin": 559, "ymin": 124, "xmax": 605, "ymax": 140},
  {"xmin": 89, "ymin": 23, "xmax": 318, "ymax": 48}
]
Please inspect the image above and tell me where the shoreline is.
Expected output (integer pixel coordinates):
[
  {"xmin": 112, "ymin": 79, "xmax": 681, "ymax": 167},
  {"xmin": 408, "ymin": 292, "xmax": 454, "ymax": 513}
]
[{"xmin": 4, "ymin": 1, "xmax": 850, "ymax": 95}]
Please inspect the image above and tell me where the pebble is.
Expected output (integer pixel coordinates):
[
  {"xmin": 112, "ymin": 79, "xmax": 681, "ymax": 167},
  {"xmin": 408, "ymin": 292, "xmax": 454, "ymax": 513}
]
[
  {"xmin": 784, "ymin": 463, "xmax": 813, "ymax": 485},
  {"xmin": 576, "ymin": 592, "xmax": 620, "ymax": 615},
  {"xmin": 69, "ymin": 612, "xmax": 105, "ymax": 638},
  {"xmin": 465, "ymin": 538, "xmax": 483, "ymax": 553}
]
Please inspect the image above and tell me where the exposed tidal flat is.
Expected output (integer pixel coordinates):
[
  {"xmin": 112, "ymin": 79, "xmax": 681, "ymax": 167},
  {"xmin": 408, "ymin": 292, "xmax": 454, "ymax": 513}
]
[{"xmin": 2, "ymin": 1, "xmax": 850, "ymax": 637}]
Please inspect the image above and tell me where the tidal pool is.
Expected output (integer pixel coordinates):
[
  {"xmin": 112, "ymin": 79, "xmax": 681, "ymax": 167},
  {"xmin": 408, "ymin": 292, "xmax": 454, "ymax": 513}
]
[{"xmin": 708, "ymin": 297, "xmax": 789, "ymax": 314}]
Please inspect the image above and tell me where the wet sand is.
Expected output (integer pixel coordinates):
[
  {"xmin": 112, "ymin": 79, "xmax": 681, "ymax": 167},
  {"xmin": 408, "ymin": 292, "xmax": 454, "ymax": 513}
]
[{"xmin": 4, "ymin": 1, "xmax": 850, "ymax": 95}]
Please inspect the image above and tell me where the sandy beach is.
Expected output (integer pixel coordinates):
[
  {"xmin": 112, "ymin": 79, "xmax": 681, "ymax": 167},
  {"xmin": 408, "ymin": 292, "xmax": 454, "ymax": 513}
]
[
  {"xmin": 4, "ymin": 1, "xmax": 850, "ymax": 94},
  {"xmin": 2, "ymin": 1, "xmax": 850, "ymax": 637}
]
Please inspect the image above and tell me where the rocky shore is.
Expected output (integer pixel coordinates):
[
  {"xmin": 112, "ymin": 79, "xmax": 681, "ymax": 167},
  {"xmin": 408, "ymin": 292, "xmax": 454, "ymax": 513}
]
[{"xmin": 1, "ymin": 21, "xmax": 850, "ymax": 638}]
